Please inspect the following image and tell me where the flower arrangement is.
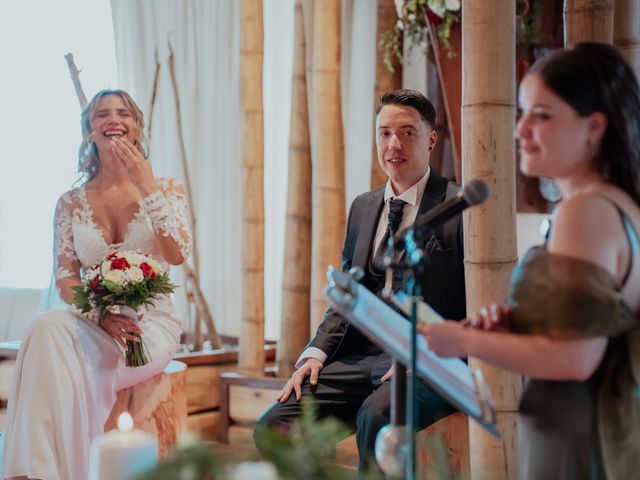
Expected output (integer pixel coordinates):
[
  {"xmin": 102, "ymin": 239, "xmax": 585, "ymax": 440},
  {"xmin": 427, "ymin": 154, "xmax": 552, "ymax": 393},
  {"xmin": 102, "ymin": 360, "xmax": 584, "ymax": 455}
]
[
  {"xmin": 72, "ymin": 251, "xmax": 176, "ymax": 366},
  {"xmin": 133, "ymin": 402, "xmax": 357, "ymax": 480},
  {"xmin": 379, "ymin": 0, "xmax": 461, "ymax": 73},
  {"xmin": 133, "ymin": 401, "xmax": 456, "ymax": 479}
]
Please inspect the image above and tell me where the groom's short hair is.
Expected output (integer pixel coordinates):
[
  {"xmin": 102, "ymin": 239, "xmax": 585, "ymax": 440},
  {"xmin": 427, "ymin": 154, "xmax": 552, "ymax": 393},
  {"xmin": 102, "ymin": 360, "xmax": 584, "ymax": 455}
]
[{"xmin": 376, "ymin": 89, "xmax": 436, "ymax": 127}]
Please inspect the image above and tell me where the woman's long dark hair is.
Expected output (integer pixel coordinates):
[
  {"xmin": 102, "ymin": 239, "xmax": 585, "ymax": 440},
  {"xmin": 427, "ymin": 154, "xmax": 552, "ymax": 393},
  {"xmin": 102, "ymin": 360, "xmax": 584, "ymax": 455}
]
[{"xmin": 529, "ymin": 42, "xmax": 640, "ymax": 205}]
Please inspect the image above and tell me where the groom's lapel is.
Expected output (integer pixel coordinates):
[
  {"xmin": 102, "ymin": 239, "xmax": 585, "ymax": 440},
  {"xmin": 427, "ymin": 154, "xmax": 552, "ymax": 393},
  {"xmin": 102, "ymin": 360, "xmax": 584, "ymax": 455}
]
[
  {"xmin": 352, "ymin": 188, "xmax": 385, "ymax": 268},
  {"xmin": 417, "ymin": 171, "xmax": 447, "ymax": 218}
]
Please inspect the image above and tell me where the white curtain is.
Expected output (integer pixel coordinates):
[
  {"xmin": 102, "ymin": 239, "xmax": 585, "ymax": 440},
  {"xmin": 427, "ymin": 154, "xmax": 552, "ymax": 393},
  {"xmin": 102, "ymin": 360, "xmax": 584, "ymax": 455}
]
[
  {"xmin": 110, "ymin": 0, "xmax": 244, "ymax": 338},
  {"xmin": 109, "ymin": 0, "xmax": 378, "ymax": 341},
  {"xmin": 342, "ymin": 0, "xmax": 377, "ymax": 202},
  {"xmin": 0, "ymin": 0, "xmax": 118, "ymax": 339}
]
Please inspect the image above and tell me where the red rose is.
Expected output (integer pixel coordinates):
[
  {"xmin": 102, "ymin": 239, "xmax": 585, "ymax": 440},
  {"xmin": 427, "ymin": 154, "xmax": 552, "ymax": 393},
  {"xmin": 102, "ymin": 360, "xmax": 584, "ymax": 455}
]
[
  {"xmin": 140, "ymin": 262, "xmax": 157, "ymax": 278},
  {"xmin": 89, "ymin": 279, "xmax": 101, "ymax": 293},
  {"xmin": 107, "ymin": 253, "xmax": 118, "ymax": 260},
  {"xmin": 110, "ymin": 257, "xmax": 130, "ymax": 270}
]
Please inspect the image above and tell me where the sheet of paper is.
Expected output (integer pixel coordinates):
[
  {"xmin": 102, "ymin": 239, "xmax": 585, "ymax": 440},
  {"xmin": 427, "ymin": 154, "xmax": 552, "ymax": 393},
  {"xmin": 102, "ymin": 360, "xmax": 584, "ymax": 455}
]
[{"xmin": 391, "ymin": 291, "xmax": 444, "ymax": 326}]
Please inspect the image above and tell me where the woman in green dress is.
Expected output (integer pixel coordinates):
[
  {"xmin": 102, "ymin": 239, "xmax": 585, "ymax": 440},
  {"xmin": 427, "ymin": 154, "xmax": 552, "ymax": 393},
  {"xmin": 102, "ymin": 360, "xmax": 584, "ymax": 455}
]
[{"xmin": 421, "ymin": 42, "xmax": 640, "ymax": 480}]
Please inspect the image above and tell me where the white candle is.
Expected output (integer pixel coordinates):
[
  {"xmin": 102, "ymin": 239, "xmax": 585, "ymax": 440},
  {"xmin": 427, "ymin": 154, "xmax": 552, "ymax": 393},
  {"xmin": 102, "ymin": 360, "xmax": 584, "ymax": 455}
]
[{"xmin": 89, "ymin": 412, "xmax": 158, "ymax": 480}]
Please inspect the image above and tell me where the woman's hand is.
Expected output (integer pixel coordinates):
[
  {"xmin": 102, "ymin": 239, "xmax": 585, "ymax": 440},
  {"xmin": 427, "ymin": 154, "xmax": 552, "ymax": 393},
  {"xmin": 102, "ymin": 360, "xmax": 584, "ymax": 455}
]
[
  {"xmin": 420, "ymin": 321, "xmax": 470, "ymax": 358},
  {"xmin": 463, "ymin": 304, "xmax": 510, "ymax": 331},
  {"xmin": 110, "ymin": 137, "xmax": 157, "ymax": 196},
  {"xmin": 99, "ymin": 313, "xmax": 143, "ymax": 349}
]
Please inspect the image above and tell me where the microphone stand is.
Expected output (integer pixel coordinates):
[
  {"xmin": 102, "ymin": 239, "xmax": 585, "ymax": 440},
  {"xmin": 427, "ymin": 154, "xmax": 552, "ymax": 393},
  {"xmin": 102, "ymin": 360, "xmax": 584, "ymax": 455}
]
[{"xmin": 382, "ymin": 228, "xmax": 428, "ymax": 480}]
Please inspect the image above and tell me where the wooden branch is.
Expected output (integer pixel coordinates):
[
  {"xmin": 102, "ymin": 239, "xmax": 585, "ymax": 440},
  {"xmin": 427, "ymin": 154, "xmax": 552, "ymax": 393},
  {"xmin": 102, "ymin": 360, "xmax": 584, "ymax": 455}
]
[
  {"xmin": 64, "ymin": 53, "xmax": 88, "ymax": 109},
  {"xmin": 183, "ymin": 263, "xmax": 222, "ymax": 349},
  {"xmin": 166, "ymin": 38, "xmax": 221, "ymax": 349},
  {"xmin": 147, "ymin": 48, "xmax": 161, "ymax": 144}
]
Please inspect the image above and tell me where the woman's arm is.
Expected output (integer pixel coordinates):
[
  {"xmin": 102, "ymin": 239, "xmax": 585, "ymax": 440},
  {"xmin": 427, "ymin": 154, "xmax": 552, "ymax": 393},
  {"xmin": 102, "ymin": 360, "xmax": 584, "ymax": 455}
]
[
  {"xmin": 423, "ymin": 323, "xmax": 607, "ymax": 381},
  {"xmin": 109, "ymin": 138, "xmax": 192, "ymax": 265},
  {"xmin": 139, "ymin": 178, "xmax": 193, "ymax": 265},
  {"xmin": 424, "ymin": 195, "xmax": 625, "ymax": 380},
  {"xmin": 53, "ymin": 193, "xmax": 83, "ymax": 303}
]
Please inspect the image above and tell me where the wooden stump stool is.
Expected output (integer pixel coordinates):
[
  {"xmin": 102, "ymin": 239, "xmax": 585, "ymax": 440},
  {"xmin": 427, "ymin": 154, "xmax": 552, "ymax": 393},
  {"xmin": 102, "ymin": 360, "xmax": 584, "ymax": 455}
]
[
  {"xmin": 105, "ymin": 360, "xmax": 188, "ymax": 458},
  {"xmin": 418, "ymin": 412, "xmax": 470, "ymax": 478}
]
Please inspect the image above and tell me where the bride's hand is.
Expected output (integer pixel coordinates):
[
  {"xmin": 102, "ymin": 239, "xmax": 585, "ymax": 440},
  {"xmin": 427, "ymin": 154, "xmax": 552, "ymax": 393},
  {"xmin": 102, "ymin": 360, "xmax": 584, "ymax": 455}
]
[
  {"xmin": 110, "ymin": 137, "xmax": 157, "ymax": 196},
  {"xmin": 99, "ymin": 313, "xmax": 143, "ymax": 349}
]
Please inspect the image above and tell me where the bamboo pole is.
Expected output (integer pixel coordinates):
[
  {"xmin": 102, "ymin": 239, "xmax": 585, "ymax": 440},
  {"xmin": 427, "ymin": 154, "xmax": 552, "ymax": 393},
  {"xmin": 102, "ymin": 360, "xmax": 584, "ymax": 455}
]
[
  {"xmin": 614, "ymin": 0, "xmax": 640, "ymax": 78},
  {"xmin": 239, "ymin": 0, "xmax": 265, "ymax": 374},
  {"xmin": 462, "ymin": 1, "xmax": 520, "ymax": 479},
  {"xmin": 308, "ymin": 0, "xmax": 346, "ymax": 334},
  {"xmin": 564, "ymin": 0, "xmax": 614, "ymax": 46},
  {"xmin": 302, "ymin": 1, "xmax": 315, "ymax": 160},
  {"xmin": 371, "ymin": 0, "xmax": 402, "ymax": 188},
  {"xmin": 167, "ymin": 43, "xmax": 221, "ymax": 350},
  {"xmin": 277, "ymin": 0, "xmax": 313, "ymax": 378}
]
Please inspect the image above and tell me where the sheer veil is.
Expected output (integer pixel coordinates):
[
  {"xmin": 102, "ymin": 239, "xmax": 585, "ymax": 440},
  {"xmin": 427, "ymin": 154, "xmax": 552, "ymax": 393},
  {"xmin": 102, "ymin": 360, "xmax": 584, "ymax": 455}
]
[{"xmin": 38, "ymin": 270, "xmax": 69, "ymax": 314}]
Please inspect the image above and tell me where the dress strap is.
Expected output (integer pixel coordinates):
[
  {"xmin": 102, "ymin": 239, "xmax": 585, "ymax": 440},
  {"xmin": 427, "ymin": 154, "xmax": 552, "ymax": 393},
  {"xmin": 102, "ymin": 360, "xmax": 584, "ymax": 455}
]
[
  {"xmin": 543, "ymin": 196, "xmax": 640, "ymax": 287},
  {"xmin": 603, "ymin": 198, "xmax": 640, "ymax": 287}
]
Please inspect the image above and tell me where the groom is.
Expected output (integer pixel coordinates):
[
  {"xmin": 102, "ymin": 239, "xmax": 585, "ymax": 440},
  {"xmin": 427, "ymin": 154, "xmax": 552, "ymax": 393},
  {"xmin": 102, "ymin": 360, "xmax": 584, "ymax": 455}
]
[{"xmin": 255, "ymin": 89, "xmax": 466, "ymax": 473}]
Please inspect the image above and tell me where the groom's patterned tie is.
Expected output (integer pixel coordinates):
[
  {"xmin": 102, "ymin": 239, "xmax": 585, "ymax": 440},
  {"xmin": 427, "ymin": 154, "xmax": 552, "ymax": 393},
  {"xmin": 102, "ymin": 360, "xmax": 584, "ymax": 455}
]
[{"xmin": 372, "ymin": 198, "xmax": 407, "ymax": 272}]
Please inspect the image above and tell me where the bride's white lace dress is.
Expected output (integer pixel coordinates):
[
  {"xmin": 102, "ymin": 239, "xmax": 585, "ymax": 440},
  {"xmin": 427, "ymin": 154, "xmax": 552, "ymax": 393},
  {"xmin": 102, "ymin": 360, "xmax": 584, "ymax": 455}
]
[{"xmin": 2, "ymin": 178, "xmax": 191, "ymax": 480}]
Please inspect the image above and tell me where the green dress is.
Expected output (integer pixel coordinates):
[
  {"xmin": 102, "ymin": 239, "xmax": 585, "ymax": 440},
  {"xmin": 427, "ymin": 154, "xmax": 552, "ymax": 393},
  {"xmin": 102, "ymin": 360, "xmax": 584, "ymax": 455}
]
[{"xmin": 507, "ymin": 247, "xmax": 640, "ymax": 480}]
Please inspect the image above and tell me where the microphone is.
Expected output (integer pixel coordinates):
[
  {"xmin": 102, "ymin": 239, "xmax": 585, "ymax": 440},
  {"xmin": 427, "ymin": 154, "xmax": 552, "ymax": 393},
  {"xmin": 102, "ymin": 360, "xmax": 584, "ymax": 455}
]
[{"xmin": 392, "ymin": 179, "xmax": 490, "ymax": 249}]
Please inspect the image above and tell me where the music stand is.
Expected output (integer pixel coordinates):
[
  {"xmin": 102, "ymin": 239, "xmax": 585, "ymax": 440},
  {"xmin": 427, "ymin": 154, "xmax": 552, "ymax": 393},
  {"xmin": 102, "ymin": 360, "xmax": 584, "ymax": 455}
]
[{"xmin": 325, "ymin": 266, "xmax": 498, "ymax": 476}]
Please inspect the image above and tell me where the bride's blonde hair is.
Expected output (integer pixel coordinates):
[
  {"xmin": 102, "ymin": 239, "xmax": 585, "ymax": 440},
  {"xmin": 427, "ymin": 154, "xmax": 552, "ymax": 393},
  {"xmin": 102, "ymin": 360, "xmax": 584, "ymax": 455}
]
[{"xmin": 77, "ymin": 89, "xmax": 148, "ymax": 184}]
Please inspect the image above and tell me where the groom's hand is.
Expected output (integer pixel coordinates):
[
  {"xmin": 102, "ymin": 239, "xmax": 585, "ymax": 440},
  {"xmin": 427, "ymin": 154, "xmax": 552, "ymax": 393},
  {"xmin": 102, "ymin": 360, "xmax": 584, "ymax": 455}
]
[{"xmin": 277, "ymin": 358, "xmax": 323, "ymax": 403}]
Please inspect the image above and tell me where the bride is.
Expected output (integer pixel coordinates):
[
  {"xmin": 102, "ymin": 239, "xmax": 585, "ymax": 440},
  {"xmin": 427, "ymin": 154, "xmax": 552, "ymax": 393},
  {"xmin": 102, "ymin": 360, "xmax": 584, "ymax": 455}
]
[{"xmin": 3, "ymin": 89, "xmax": 191, "ymax": 480}]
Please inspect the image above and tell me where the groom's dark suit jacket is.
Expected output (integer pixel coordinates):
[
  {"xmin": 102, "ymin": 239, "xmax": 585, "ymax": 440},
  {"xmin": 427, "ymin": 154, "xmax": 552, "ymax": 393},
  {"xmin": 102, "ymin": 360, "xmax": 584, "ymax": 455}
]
[{"xmin": 308, "ymin": 170, "xmax": 466, "ymax": 363}]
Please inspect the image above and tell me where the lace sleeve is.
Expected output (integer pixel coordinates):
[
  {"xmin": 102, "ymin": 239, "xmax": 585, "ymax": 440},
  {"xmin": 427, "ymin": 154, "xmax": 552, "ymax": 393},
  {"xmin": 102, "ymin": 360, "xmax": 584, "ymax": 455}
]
[
  {"xmin": 140, "ymin": 178, "xmax": 193, "ymax": 260},
  {"xmin": 53, "ymin": 192, "xmax": 81, "ymax": 284}
]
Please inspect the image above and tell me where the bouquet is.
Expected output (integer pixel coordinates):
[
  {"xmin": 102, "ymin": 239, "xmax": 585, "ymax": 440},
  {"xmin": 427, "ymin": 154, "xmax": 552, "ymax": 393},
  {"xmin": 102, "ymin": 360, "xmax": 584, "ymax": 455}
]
[{"xmin": 72, "ymin": 251, "xmax": 177, "ymax": 367}]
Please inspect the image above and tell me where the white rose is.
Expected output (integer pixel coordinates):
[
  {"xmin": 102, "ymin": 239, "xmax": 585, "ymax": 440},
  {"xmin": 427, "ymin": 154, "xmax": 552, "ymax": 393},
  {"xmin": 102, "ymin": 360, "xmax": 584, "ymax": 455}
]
[
  {"xmin": 428, "ymin": 0, "xmax": 446, "ymax": 17},
  {"xmin": 104, "ymin": 269, "xmax": 126, "ymax": 286},
  {"xmin": 445, "ymin": 0, "xmax": 460, "ymax": 11},
  {"xmin": 125, "ymin": 252, "xmax": 147, "ymax": 267},
  {"xmin": 101, "ymin": 260, "xmax": 112, "ymax": 275},
  {"xmin": 124, "ymin": 253, "xmax": 138, "ymax": 267},
  {"xmin": 147, "ymin": 258, "xmax": 163, "ymax": 275},
  {"xmin": 126, "ymin": 266, "xmax": 145, "ymax": 284},
  {"xmin": 227, "ymin": 461, "xmax": 279, "ymax": 480}
]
